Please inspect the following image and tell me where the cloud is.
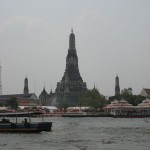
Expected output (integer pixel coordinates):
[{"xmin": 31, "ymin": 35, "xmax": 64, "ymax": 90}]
[
  {"xmin": 0, "ymin": 16, "xmax": 49, "ymax": 36},
  {"xmin": 0, "ymin": 16, "xmax": 66, "ymax": 95},
  {"xmin": 74, "ymin": 9, "xmax": 110, "ymax": 31}
]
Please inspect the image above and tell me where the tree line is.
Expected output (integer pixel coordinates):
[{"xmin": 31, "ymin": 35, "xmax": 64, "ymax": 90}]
[
  {"xmin": 0, "ymin": 88, "xmax": 147, "ymax": 110},
  {"xmin": 0, "ymin": 97, "xmax": 18, "ymax": 109},
  {"xmin": 79, "ymin": 88, "xmax": 146, "ymax": 110}
]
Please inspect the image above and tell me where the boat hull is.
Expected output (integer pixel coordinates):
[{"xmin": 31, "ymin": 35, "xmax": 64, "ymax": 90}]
[
  {"xmin": 113, "ymin": 115, "xmax": 150, "ymax": 118},
  {"xmin": 0, "ymin": 122, "xmax": 52, "ymax": 133}
]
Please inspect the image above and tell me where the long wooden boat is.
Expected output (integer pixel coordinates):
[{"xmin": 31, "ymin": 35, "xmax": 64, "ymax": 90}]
[
  {"xmin": 113, "ymin": 114, "xmax": 150, "ymax": 118},
  {"xmin": 113, "ymin": 115, "xmax": 145, "ymax": 118},
  {"xmin": 0, "ymin": 112, "xmax": 52, "ymax": 133}
]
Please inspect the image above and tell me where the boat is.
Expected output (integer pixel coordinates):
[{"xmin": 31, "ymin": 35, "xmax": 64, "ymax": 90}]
[
  {"xmin": 112, "ymin": 110, "xmax": 150, "ymax": 118},
  {"xmin": 0, "ymin": 112, "xmax": 52, "ymax": 133},
  {"xmin": 113, "ymin": 115, "xmax": 148, "ymax": 118}
]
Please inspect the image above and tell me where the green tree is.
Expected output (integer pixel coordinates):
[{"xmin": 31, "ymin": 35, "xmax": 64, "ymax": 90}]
[
  {"xmin": 5, "ymin": 97, "xmax": 18, "ymax": 109},
  {"xmin": 125, "ymin": 95, "xmax": 145, "ymax": 106},
  {"xmin": 0, "ymin": 102, "xmax": 4, "ymax": 107},
  {"xmin": 108, "ymin": 88, "xmax": 145, "ymax": 106},
  {"xmin": 79, "ymin": 88, "xmax": 107, "ymax": 109}
]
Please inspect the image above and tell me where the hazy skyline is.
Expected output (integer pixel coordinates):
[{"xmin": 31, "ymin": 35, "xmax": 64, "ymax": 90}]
[{"xmin": 0, "ymin": 0, "xmax": 150, "ymax": 97}]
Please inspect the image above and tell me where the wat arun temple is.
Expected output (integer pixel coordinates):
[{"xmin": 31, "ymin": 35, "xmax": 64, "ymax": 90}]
[{"xmin": 51, "ymin": 29, "xmax": 87, "ymax": 107}]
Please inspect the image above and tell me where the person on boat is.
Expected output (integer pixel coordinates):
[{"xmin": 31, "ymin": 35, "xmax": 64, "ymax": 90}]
[
  {"xmin": 24, "ymin": 118, "xmax": 27, "ymax": 122},
  {"xmin": 24, "ymin": 118, "xmax": 27, "ymax": 125},
  {"xmin": 24, "ymin": 118, "xmax": 30, "ymax": 127}
]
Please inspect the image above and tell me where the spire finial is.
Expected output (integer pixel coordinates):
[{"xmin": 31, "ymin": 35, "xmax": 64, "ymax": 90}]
[
  {"xmin": 71, "ymin": 27, "xmax": 73, "ymax": 33},
  {"xmin": 44, "ymin": 82, "xmax": 45, "ymax": 89},
  {"xmin": 69, "ymin": 27, "xmax": 75, "ymax": 49}
]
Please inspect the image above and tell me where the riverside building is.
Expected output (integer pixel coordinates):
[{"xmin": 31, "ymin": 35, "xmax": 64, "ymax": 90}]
[{"xmin": 0, "ymin": 77, "xmax": 39, "ymax": 107}]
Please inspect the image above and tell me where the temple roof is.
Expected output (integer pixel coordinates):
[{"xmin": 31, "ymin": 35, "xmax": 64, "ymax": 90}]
[
  {"xmin": 0, "ymin": 93, "xmax": 37, "ymax": 99},
  {"xmin": 144, "ymin": 88, "xmax": 150, "ymax": 95}
]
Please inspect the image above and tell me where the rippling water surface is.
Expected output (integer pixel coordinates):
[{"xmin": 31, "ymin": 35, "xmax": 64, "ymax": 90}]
[{"xmin": 0, "ymin": 117, "xmax": 150, "ymax": 150}]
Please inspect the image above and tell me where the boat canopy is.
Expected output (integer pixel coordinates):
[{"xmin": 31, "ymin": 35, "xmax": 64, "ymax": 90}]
[{"xmin": 0, "ymin": 112, "xmax": 42, "ymax": 117}]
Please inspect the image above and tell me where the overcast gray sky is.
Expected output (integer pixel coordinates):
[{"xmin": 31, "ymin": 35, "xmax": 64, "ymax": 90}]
[{"xmin": 0, "ymin": 0, "xmax": 150, "ymax": 97}]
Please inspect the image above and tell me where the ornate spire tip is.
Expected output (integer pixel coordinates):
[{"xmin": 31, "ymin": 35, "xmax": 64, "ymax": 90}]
[{"xmin": 71, "ymin": 27, "xmax": 73, "ymax": 33}]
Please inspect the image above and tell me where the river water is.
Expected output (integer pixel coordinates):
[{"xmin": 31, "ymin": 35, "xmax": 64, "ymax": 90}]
[{"xmin": 0, "ymin": 117, "xmax": 150, "ymax": 150}]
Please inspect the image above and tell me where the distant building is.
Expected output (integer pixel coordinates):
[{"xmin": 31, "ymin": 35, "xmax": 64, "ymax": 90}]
[
  {"xmin": 39, "ymin": 87, "xmax": 54, "ymax": 106},
  {"xmin": 104, "ymin": 98, "xmax": 150, "ymax": 117},
  {"xmin": 140, "ymin": 88, "xmax": 150, "ymax": 97},
  {"xmin": 108, "ymin": 76, "xmax": 121, "ymax": 101},
  {"xmin": 53, "ymin": 29, "xmax": 87, "ymax": 107},
  {"xmin": 0, "ymin": 77, "xmax": 39, "ymax": 106},
  {"xmin": 24, "ymin": 76, "xmax": 29, "ymax": 96},
  {"xmin": 115, "ymin": 75, "xmax": 120, "ymax": 96}
]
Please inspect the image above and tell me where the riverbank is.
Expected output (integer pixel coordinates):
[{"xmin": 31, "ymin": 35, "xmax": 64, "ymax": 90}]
[{"xmin": 63, "ymin": 112, "xmax": 113, "ymax": 117}]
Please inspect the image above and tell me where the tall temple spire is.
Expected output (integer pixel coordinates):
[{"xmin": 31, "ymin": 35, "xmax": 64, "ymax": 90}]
[
  {"xmin": 54, "ymin": 29, "xmax": 87, "ymax": 107},
  {"xmin": 66, "ymin": 30, "xmax": 80, "ymax": 81},
  {"xmin": 69, "ymin": 28, "xmax": 75, "ymax": 49},
  {"xmin": 115, "ymin": 75, "xmax": 120, "ymax": 96},
  {"xmin": 24, "ymin": 76, "xmax": 29, "ymax": 96}
]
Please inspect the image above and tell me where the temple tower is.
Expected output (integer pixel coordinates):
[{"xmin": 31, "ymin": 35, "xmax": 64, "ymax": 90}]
[
  {"xmin": 115, "ymin": 75, "xmax": 120, "ymax": 96},
  {"xmin": 39, "ymin": 87, "xmax": 48, "ymax": 106},
  {"xmin": 55, "ymin": 29, "xmax": 87, "ymax": 107},
  {"xmin": 24, "ymin": 76, "xmax": 29, "ymax": 96}
]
